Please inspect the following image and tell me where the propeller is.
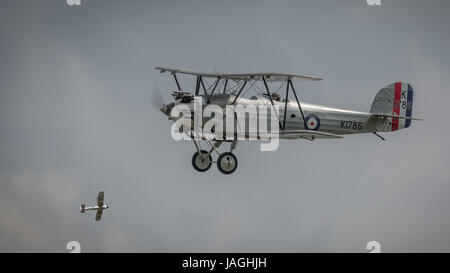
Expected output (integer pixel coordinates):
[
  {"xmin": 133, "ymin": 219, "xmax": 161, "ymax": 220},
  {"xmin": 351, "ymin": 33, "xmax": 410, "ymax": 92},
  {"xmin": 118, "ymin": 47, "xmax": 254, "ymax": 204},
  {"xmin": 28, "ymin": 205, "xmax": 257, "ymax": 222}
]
[
  {"xmin": 151, "ymin": 85, "xmax": 177, "ymax": 116},
  {"xmin": 151, "ymin": 85, "xmax": 165, "ymax": 110}
]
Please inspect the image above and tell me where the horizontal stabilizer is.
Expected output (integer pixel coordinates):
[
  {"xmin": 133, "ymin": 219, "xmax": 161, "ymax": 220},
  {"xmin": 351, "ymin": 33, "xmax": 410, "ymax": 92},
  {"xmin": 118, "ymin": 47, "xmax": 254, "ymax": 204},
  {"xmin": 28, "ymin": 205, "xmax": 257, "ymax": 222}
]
[{"xmin": 372, "ymin": 113, "xmax": 424, "ymax": 121}]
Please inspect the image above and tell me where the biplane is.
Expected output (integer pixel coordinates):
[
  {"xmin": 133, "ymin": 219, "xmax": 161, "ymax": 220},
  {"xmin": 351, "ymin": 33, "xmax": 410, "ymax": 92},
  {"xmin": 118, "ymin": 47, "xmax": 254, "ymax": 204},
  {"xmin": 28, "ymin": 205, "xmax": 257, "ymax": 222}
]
[
  {"xmin": 155, "ymin": 66, "xmax": 422, "ymax": 175},
  {"xmin": 80, "ymin": 191, "xmax": 109, "ymax": 221}
]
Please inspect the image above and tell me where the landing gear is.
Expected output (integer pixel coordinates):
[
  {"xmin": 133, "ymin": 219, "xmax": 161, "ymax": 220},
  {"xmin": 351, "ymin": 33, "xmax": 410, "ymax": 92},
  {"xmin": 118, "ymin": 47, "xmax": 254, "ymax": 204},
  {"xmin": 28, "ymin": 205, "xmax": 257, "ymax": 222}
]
[
  {"xmin": 217, "ymin": 152, "xmax": 238, "ymax": 175},
  {"xmin": 190, "ymin": 139, "xmax": 239, "ymax": 174},
  {"xmin": 192, "ymin": 150, "xmax": 212, "ymax": 172}
]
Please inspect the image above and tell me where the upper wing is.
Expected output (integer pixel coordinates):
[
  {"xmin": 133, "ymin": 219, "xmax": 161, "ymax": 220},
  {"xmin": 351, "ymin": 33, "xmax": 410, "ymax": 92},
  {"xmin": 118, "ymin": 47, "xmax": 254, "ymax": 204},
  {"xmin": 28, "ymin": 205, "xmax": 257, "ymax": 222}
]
[
  {"xmin": 155, "ymin": 66, "xmax": 322, "ymax": 82},
  {"xmin": 97, "ymin": 191, "xmax": 104, "ymax": 207},
  {"xmin": 95, "ymin": 208, "xmax": 103, "ymax": 221}
]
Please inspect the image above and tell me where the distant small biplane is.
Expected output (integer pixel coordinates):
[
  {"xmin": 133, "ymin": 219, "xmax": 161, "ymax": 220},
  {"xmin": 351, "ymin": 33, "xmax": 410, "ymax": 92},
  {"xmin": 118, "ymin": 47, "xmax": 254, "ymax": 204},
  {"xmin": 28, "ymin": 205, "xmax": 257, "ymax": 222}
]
[{"xmin": 80, "ymin": 191, "xmax": 109, "ymax": 221}]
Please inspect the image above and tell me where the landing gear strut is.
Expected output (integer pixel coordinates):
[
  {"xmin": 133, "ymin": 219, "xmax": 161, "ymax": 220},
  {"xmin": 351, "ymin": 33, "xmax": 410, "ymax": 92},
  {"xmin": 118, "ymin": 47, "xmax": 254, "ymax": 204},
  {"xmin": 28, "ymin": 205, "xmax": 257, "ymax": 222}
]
[{"xmin": 190, "ymin": 139, "xmax": 239, "ymax": 174}]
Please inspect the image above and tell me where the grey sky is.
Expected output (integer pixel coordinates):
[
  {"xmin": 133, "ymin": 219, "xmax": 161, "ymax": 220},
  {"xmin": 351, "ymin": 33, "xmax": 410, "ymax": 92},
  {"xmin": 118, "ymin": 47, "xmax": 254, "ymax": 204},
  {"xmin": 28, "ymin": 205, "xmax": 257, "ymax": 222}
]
[{"xmin": 1, "ymin": 0, "xmax": 449, "ymax": 252}]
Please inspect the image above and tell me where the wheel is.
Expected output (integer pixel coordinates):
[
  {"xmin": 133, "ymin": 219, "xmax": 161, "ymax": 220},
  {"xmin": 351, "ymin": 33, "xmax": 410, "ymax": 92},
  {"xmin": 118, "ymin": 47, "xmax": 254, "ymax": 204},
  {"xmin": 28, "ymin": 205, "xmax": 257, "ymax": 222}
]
[
  {"xmin": 192, "ymin": 150, "xmax": 212, "ymax": 172},
  {"xmin": 217, "ymin": 152, "xmax": 238, "ymax": 175}
]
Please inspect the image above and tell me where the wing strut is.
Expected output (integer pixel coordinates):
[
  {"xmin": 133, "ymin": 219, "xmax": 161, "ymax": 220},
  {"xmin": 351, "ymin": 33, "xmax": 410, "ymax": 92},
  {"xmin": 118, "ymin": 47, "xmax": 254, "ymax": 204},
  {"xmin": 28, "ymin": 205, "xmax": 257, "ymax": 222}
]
[
  {"xmin": 231, "ymin": 81, "xmax": 249, "ymax": 139},
  {"xmin": 283, "ymin": 80, "xmax": 290, "ymax": 130},
  {"xmin": 172, "ymin": 73, "xmax": 181, "ymax": 91},
  {"xmin": 231, "ymin": 81, "xmax": 248, "ymax": 105},
  {"xmin": 207, "ymin": 77, "xmax": 221, "ymax": 104},
  {"xmin": 195, "ymin": 76, "xmax": 200, "ymax": 95},
  {"xmin": 288, "ymin": 79, "xmax": 307, "ymax": 130},
  {"xmin": 223, "ymin": 79, "xmax": 228, "ymax": 94},
  {"xmin": 199, "ymin": 77, "xmax": 208, "ymax": 95},
  {"xmin": 262, "ymin": 76, "xmax": 283, "ymax": 130}
]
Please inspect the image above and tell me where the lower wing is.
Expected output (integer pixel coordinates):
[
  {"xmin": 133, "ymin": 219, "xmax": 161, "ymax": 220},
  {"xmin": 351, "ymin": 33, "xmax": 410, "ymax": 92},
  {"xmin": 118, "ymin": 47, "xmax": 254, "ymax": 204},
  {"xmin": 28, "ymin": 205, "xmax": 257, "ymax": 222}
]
[
  {"xmin": 95, "ymin": 208, "xmax": 103, "ymax": 221},
  {"xmin": 225, "ymin": 130, "xmax": 343, "ymax": 140},
  {"xmin": 276, "ymin": 130, "xmax": 343, "ymax": 140},
  {"xmin": 190, "ymin": 129, "xmax": 343, "ymax": 140}
]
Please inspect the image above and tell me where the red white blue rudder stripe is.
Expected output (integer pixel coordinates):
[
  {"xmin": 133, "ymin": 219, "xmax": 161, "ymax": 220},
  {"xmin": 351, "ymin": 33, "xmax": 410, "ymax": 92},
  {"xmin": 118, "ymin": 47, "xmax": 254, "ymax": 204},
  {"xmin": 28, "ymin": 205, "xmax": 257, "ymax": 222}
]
[{"xmin": 369, "ymin": 82, "xmax": 414, "ymax": 131}]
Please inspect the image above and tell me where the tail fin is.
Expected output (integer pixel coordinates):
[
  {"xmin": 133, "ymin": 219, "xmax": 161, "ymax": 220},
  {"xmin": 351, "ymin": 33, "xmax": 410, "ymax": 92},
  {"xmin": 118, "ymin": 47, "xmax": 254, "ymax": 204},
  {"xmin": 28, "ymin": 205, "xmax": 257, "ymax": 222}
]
[
  {"xmin": 80, "ymin": 204, "xmax": 85, "ymax": 213},
  {"xmin": 370, "ymin": 82, "xmax": 413, "ymax": 131}
]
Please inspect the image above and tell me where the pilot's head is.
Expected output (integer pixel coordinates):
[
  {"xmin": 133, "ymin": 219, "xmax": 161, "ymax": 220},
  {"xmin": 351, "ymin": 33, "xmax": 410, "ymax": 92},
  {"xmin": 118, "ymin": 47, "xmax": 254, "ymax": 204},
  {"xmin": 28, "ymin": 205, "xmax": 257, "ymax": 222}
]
[{"xmin": 271, "ymin": 93, "xmax": 281, "ymax": 101}]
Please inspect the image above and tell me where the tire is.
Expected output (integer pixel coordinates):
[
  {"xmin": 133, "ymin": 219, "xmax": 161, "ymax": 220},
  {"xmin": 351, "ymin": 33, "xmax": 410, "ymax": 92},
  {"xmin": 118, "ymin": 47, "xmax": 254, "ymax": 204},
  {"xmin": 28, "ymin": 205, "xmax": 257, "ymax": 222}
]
[
  {"xmin": 217, "ymin": 152, "xmax": 238, "ymax": 175},
  {"xmin": 192, "ymin": 150, "xmax": 212, "ymax": 172}
]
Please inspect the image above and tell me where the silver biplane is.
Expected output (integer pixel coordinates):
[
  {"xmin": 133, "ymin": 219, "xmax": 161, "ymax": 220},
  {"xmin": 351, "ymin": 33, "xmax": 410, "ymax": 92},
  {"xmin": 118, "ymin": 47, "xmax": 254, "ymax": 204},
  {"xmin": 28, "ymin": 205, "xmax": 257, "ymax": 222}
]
[
  {"xmin": 80, "ymin": 191, "xmax": 109, "ymax": 221},
  {"xmin": 155, "ymin": 66, "xmax": 422, "ymax": 175}
]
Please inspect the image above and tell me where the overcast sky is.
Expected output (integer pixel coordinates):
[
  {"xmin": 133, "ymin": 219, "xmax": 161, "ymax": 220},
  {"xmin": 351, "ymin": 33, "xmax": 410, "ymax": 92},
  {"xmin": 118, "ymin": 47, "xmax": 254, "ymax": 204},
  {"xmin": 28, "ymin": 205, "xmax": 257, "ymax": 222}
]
[{"xmin": 1, "ymin": 0, "xmax": 449, "ymax": 252}]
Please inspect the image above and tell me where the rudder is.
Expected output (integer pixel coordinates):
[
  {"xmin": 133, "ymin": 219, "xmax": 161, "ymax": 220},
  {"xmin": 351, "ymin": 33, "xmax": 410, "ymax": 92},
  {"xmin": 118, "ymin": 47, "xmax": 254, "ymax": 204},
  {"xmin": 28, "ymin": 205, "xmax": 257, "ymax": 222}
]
[{"xmin": 370, "ymin": 82, "xmax": 414, "ymax": 131}]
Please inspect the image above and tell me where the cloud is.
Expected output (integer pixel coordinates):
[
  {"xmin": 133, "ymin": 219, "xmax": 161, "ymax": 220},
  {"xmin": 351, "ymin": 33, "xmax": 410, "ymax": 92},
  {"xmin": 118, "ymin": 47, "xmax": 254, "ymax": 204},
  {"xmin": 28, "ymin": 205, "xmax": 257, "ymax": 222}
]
[
  {"xmin": 1, "ymin": 0, "xmax": 450, "ymax": 252},
  {"xmin": 0, "ymin": 169, "xmax": 80, "ymax": 251}
]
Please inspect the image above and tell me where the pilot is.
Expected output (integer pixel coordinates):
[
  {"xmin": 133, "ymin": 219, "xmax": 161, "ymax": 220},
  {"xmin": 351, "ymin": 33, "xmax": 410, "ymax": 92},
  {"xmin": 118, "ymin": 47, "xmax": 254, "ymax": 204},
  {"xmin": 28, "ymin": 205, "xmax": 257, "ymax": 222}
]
[{"xmin": 271, "ymin": 93, "xmax": 281, "ymax": 102}]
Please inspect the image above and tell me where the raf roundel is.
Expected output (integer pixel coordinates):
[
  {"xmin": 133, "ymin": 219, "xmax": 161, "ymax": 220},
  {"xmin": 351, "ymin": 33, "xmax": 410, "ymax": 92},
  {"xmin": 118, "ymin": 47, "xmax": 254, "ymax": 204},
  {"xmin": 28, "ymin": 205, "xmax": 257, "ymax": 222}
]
[{"xmin": 305, "ymin": 114, "xmax": 320, "ymax": 130}]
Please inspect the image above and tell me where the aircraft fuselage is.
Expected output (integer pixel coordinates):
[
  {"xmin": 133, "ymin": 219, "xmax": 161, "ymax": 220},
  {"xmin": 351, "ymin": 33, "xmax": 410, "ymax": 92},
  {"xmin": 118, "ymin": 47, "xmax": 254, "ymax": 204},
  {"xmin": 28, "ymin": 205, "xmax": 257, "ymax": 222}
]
[
  {"xmin": 162, "ymin": 94, "xmax": 392, "ymax": 138},
  {"xmin": 84, "ymin": 205, "xmax": 109, "ymax": 211}
]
